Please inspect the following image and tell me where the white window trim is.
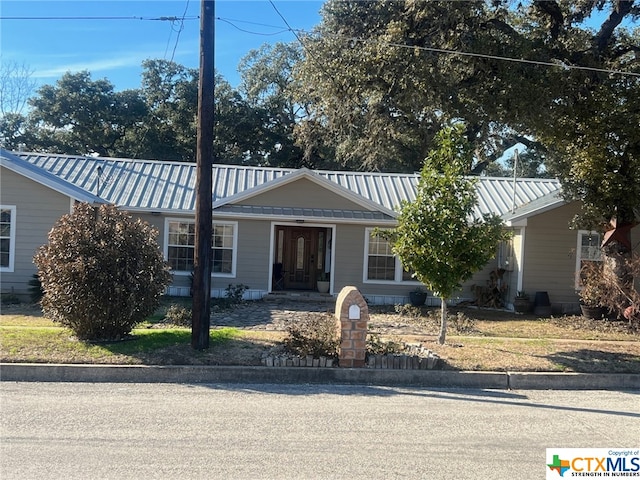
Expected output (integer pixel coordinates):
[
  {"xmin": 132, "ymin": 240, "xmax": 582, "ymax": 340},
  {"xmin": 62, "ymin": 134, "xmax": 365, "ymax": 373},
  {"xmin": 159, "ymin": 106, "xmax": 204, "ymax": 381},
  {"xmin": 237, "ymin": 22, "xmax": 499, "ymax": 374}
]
[
  {"xmin": 0, "ymin": 205, "xmax": 16, "ymax": 272},
  {"xmin": 575, "ymin": 230, "xmax": 602, "ymax": 289},
  {"xmin": 212, "ymin": 220, "xmax": 238, "ymax": 278},
  {"xmin": 363, "ymin": 228, "xmax": 420, "ymax": 284},
  {"xmin": 164, "ymin": 218, "xmax": 238, "ymax": 278}
]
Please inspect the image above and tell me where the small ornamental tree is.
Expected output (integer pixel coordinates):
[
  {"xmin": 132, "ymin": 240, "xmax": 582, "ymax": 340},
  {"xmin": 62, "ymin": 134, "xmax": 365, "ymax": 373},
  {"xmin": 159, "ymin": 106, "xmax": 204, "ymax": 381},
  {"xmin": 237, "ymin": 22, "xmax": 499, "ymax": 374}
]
[
  {"xmin": 389, "ymin": 126, "xmax": 509, "ymax": 344},
  {"xmin": 33, "ymin": 203, "xmax": 171, "ymax": 341}
]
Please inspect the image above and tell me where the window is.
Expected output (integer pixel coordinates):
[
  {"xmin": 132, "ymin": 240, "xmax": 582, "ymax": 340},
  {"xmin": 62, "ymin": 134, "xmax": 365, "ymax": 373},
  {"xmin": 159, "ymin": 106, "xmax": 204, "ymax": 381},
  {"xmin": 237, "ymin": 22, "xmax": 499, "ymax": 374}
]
[
  {"xmin": 0, "ymin": 206, "xmax": 16, "ymax": 272},
  {"xmin": 364, "ymin": 229, "xmax": 417, "ymax": 283},
  {"xmin": 166, "ymin": 219, "xmax": 236, "ymax": 276},
  {"xmin": 167, "ymin": 221, "xmax": 195, "ymax": 272},
  {"xmin": 212, "ymin": 223, "xmax": 234, "ymax": 274},
  {"xmin": 576, "ymin": 230, "xmax": 602, "ymax": 288}
]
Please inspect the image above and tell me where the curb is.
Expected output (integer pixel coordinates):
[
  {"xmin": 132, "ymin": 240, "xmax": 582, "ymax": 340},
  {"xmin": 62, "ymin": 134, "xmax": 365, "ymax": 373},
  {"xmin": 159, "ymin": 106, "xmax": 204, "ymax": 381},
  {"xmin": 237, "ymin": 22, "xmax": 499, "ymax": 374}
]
[{"xmin": 2, "ymin": 363, "xmax": 639, "ymax": 390}]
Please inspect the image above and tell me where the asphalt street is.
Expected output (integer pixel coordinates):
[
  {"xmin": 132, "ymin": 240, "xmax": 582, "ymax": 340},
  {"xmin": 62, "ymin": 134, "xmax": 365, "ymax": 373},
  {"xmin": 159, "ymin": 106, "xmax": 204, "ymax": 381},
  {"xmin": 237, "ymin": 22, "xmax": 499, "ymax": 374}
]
[{"xmin": 1, "ymin": 382, "xmax": 638, "ymax": 480}]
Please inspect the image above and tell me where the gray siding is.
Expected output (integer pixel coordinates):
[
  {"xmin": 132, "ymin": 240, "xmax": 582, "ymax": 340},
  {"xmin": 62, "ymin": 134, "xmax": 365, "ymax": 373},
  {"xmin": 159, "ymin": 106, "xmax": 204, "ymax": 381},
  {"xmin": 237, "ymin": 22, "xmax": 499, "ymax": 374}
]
[
  {"xmin": 0, "ymin": 168, "xmax": 71, "ymax": 295},
  {"xmin": 233, "ymin": 219, "xmax": 271, "ymax": 290},
  {"xmin": 237, "ymin": 178, "xmax": 368, "ymax": 211},
  {"xmin": 333, "ymin": 224, "xmax": 368, "ymax": 292},
  {"xmin": 332, "ymin": 223, "xmax": 500, "ymax": 302},
  {"xmin": 521, "ymin": 202, "xmax": 583, "ymax": 304},
  {"xmin": 132, "ymin": 212, "xmax": 274, "ymax": 293}
]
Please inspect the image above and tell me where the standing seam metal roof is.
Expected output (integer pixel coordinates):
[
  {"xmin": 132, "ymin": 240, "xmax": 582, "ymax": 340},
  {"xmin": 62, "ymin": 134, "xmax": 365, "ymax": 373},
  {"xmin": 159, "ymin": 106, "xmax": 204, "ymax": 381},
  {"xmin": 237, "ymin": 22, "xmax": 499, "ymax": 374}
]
[{"xmin": 11, "ymin": 152, "xmax": 563, "ymax": 219}]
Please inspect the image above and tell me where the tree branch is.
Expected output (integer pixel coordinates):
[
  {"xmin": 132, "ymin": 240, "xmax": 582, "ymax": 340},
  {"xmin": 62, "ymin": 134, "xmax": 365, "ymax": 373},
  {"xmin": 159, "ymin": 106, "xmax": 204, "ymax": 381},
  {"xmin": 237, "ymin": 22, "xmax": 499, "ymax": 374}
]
[
  {"xmin": 594, "ymin": 0, "xmax": 634, "ymax": 54},
  {"xmin": 533, "ymin": 0, "xmax": 564, "ymax": 40}
]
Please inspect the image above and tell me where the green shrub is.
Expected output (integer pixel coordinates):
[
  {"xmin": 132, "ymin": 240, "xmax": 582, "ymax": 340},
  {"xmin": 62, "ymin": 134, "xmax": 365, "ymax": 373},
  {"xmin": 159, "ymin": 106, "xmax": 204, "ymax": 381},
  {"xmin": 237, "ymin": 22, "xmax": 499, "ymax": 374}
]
[
  {"xmin": 448, "ymin": 311, "xmax": 476, "ymax": 334},
  {"xmin": 33, "ymin": 203, "xmax": 172, "ymax": 341},
  {"xmin": 1, "ymin": 293, "xmax": 20, "ymax": 305},
  {"xmin": 283, "ymin": 314, "xmax": 339, "ymax": 359},
  {"xmin": 225, "ymin": 283, "xmax": 248, "ymax": 303},
  {"xmin": 394, "ymin": 303, "xmax": 424, "ymax": 318},
  {"xmin": 164, "ymin": 304, "xmax": 192, "ymax": 327},
  {"xmin": 366, "ymin": 333, "xmax": 405, "ymax": 355},
  {"xmin": 28, "ymin": 274, "xmax": 44, "ymax": 303},
  {"xmin": 212, "ymin": 283, "xmax": 249, "ymax": 311}
]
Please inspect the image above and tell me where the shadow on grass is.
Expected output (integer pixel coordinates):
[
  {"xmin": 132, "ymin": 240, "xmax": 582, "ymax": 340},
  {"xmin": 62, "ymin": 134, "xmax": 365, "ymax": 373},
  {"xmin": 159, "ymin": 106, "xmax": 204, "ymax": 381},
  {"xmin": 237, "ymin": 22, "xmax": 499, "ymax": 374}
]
[
  {"xmin": 97, "ymin": 328, "xmax": 247, "ymax": 364},
  {"xmin": 545, "ymin": 348, "xmax": 640, "ymax": 373}
]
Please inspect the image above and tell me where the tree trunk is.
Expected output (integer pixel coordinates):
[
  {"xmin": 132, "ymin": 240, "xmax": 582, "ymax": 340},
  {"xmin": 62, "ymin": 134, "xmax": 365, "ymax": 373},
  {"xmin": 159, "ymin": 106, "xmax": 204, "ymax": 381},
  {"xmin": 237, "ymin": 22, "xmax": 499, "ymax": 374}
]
[{"xmin": 438, "ymin": 298, "xmax": 447, "ymax": 345}]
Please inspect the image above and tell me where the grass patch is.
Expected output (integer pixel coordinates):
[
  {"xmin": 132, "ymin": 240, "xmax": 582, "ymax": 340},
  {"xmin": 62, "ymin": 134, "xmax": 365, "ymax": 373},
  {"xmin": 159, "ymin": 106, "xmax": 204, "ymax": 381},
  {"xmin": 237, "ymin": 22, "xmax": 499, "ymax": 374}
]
[
  {"xmin": 0, "ymin": 324, "xmax": 248, "ymax": 365},
  {"xmin": 423, "ymin": 337, "xmax": 640, "ymax": 373},
  {"xmin": 1, "ymin": 303, "xmax": 639, "ymax": 372}
]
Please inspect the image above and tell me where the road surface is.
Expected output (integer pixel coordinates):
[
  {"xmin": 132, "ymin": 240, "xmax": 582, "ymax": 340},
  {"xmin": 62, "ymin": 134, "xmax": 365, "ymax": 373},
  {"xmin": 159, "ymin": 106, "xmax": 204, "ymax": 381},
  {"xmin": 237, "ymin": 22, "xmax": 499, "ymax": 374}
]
[{"xmin": 1, "ymin": 382, "xmax": 638, "ymax": 479}]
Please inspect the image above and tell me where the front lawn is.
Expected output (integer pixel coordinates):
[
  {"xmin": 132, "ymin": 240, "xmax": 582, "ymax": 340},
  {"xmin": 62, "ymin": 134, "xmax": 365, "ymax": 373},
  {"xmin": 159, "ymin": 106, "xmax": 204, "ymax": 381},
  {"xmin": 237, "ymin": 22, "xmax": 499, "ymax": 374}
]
[{"xmin": 1, "ymin": 303, "xmax": 639, "ymax": 372}]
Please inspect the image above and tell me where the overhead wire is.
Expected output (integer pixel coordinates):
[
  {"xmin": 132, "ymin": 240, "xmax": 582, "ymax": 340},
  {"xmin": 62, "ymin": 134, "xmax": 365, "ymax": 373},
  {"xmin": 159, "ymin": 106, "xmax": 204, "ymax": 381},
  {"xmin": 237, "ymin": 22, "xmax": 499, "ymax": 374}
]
[
  {"xmin": 3, "ymin": 11, "xmax": 637, "ymax": 77},
  {"xmin": 221, "ymin": 13, "xmax": 640, "ymax": 78},
  {"xmin": 217, "ymin": 17, "xmax": 290, "ymax": 36},
  {"xmin": 266, "ymin": 1, "xmax": 345, "ymax": 94},
  {"xmin": 0, "ymin": 16, "xmax": 199, "ymax": 21},
  {"xmin": 169, "ymin": 0, "xmax": 191, "ymax": 63}
]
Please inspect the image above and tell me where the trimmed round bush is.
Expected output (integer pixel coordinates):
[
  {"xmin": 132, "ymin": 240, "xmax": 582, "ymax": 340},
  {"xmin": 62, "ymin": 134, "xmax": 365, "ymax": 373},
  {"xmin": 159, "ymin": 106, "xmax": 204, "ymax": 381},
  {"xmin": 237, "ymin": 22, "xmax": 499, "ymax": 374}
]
[{"xmin": 33, "ymin": 203, "xmax": 171, "ymax": 341}]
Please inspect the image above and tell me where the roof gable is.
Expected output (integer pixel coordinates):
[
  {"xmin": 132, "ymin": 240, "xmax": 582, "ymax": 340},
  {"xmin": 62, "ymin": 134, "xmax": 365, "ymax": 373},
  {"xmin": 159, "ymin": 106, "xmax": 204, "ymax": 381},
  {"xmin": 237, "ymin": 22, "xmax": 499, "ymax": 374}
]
[
  {"xmin": 215, "ymin": 168, "xmax": 398, "ymax": 218},
  {"xmin": 0, "ymin": 149, "xmax": 104, "ymax": 204}
]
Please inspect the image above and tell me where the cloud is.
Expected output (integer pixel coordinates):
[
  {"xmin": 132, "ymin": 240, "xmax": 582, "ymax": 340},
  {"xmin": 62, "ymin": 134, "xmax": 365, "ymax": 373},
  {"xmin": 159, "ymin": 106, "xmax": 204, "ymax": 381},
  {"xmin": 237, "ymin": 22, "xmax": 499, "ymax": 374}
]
[{"xmin": 33, "ymin": 52, "xmax": 150, "ymax": 79}]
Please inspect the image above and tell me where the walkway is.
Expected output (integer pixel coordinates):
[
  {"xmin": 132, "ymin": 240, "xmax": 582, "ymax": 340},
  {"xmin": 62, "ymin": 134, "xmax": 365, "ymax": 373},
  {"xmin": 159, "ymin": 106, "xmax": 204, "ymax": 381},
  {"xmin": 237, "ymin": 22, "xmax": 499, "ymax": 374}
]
[
  {"xmin": 211, "ymin": 299, "xmax": 335, "ymax": 331},
  {"xmin": 210, "ymin": 298, "xmax": 428, "ymax": 335}
]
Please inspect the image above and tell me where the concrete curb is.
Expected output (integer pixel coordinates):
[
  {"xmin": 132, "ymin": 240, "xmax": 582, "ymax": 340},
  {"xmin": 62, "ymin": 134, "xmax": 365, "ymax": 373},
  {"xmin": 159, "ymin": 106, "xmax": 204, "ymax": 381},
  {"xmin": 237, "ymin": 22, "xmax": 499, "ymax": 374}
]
[
  {"xmin": 507, "ymin": 372, "xmax": 640, "ymax": 390},
  {"xmin": 1, "ymin": 363, "xmax": 639, "ymax": 389}
]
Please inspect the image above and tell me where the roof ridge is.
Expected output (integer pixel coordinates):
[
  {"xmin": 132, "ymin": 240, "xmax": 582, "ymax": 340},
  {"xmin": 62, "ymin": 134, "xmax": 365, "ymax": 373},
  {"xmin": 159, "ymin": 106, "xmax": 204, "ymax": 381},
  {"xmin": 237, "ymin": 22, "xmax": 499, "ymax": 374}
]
[{"xmin": 9, "ymin": 152, "xmax": 560, "ymax": 183}]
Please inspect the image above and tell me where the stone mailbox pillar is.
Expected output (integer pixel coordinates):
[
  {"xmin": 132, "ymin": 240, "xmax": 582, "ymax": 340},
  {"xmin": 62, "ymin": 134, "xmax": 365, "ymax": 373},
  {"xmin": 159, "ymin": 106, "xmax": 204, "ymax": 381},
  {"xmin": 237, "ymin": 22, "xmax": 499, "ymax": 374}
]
[{"xmin": 335, "ymin": 286, "xmax": 369, "ymax": 368}]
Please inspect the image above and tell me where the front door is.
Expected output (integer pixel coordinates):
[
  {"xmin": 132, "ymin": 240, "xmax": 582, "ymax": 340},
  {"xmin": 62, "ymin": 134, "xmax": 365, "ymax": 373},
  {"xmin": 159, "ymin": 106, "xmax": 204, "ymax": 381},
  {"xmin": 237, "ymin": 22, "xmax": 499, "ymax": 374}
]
[{"xmin": 275, "ymin": 226, "xmax": 327, "ymax": 290}]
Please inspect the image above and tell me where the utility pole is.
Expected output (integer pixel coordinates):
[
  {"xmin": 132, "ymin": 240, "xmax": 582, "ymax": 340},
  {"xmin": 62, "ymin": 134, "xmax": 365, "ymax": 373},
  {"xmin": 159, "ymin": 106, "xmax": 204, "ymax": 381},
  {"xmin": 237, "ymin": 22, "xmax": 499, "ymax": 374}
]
[{"xmin": 192, "ymin": 0, "xmax": 215, "ymax": 350}]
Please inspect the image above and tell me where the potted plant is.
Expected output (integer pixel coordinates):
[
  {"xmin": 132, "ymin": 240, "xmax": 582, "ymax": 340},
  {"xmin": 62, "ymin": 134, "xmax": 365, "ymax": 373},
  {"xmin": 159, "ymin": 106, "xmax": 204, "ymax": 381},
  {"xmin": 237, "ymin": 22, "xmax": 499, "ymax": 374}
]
[
  {"xmin": 408, "ymin": 286, "xmax": 428, "ymax": 306},
  {"xmin": 578, "ymin": 263, "xmax": 606, "ymax": 319},
  {"xmin": 513, "ymin": 291, "xmax": 531, "ymax": 313},
  {"xmin": 317, "ymin": 272, "xmax": 330, "ymax": 294}
]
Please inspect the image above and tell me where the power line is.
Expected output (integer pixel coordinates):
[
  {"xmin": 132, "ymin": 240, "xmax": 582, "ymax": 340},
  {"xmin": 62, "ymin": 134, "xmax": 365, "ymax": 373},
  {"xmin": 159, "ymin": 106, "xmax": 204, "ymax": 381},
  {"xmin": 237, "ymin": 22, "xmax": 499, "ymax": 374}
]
[
  {"xmin": 267, "ymin": 1, "xmax": 307, "ymax": 48},
  {"xmin": 0, "ymin": 16, "xmax": 199, "ymax": 21},
  {"xmin": 216, "ymin": 17, "xmax": 290, "ymax": 36},
  {"xmin": 362, "ymin": 37, "xmax": 640, "ymax": 78},
  {"xmin": 169, "ymin": 0, "xmax": 191, "ymax": 62},
  {"xmin": 267, "ymin": 0, "xmax": 347, "ymax": 97},
  {"xmin": 218, "ymin": 14, "xmax": 640, "ymax": 78},
  {"xmin": 4, "ymin": 12, "xmax": 637, "ymax": 78}
]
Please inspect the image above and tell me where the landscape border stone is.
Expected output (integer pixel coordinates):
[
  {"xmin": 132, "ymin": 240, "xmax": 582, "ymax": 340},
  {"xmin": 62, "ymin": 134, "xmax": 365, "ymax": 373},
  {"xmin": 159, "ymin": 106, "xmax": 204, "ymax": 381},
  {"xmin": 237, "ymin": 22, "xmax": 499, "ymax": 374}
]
[{"xmin": 1, "ymin": 363, "xmax": 639, "ymax": 390}]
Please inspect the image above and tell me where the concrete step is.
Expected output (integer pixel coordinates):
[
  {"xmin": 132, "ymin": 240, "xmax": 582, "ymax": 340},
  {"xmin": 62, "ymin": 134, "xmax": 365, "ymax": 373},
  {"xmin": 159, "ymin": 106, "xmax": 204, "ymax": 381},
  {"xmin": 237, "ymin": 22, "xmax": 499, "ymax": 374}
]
[{"xmin": 263, "ymin": 291, "xmax": 335, "ymax": 303}]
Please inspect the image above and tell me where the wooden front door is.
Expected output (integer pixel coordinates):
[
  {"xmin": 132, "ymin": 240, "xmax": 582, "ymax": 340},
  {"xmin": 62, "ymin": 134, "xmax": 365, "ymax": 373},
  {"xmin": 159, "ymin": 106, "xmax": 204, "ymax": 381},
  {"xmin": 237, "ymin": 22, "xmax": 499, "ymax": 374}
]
[{"xmin": 275, "ymin": 226, "xmax": 326, "ymax": 290}]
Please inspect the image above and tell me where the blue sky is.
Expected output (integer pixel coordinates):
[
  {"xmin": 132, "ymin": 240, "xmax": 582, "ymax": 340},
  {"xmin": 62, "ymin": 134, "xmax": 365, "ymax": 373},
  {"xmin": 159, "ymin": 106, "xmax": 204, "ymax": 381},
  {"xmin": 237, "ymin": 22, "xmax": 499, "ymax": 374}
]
[{"xmin": 1, "ymin": 0, "xmax": 324, "ymax": 91}]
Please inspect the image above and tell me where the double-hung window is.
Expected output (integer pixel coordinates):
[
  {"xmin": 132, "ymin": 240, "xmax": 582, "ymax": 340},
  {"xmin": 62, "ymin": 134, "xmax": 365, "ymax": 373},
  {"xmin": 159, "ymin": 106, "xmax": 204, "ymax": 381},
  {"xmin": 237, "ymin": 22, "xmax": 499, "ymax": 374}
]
[
  {"xmin": 212, "ymin": 223, "xmax": 234, "ymax": 274},
  {"xmin": 167, "ymin": 221, "xmax": 196, "ymax": 272},
  {"xmin": 575, "ymin": 230, "xmax": 602, "ymax": 288},
  {"xmin": 364, "ymin": 229, "xmax": 416, "ymax": 282},
  {"xmin": 166, "ymin": 219, "xmax": 236, "ymax": 276},
  {"xmin": 0, "ymin": 206, "xmax": 16, "ymax": 272}
]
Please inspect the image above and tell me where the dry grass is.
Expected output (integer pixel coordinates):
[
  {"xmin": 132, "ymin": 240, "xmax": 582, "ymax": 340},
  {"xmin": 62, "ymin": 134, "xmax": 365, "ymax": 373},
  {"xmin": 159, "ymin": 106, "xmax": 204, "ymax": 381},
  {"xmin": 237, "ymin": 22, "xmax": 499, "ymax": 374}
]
[{"xmin": 1, "ymin": 303, "xmax": 639, "ymax": 373}]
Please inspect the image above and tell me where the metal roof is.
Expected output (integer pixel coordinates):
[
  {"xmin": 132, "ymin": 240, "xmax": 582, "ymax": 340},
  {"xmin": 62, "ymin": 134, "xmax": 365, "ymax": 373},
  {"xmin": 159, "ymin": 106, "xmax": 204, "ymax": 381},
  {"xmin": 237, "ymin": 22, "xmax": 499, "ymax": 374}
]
[
  {"xmin": 214, "ymin": 204, "xmax": 396, "ymax": 222},
  {"xmin": 7, "ymin": 151, "xmax": 563, "ymax": 220},
  {"xmin": 0, "ymin": 150, "xmax": 105, "ymax": 205}
]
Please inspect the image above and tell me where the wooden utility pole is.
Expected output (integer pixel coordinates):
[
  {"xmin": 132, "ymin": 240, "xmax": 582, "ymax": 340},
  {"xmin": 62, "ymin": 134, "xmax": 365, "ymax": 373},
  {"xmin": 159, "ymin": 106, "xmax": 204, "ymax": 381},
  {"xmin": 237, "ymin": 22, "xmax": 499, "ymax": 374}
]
[{"xmin": 192, "ymin": 0, "xmax": 215, "ymax": 350}]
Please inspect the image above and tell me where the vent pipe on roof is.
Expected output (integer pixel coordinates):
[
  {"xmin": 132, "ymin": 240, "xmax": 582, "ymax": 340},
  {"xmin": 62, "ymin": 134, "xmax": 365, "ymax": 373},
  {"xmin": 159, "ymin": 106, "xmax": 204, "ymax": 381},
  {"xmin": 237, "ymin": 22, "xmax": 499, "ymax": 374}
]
[
  {"xmin": 511, "ymin": 149, "xmax": 519, "ymax": 214},
  {"xmin": 96, "ymin": 165, "xmax": 103, "ymax": 197}
]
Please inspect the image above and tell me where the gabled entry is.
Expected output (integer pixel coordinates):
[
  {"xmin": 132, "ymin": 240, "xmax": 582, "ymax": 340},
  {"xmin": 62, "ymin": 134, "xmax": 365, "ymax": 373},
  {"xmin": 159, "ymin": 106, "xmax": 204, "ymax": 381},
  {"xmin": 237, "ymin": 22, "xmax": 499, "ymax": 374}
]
[{"xmin": 273, "ymin": 225, "xmax": 331, "ymax": 291}]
